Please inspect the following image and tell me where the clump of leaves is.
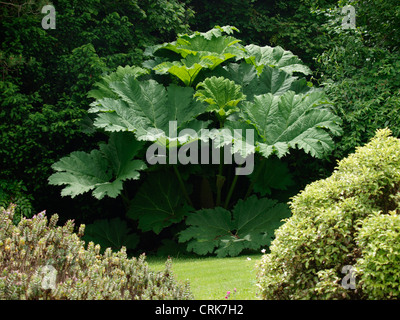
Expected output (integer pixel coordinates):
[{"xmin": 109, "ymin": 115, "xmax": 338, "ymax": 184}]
[
  {"xmin": 49, "ymin": 132, "xmax": 147, "ymax": 200},
  {"xmin": 0, "ymin": 205, "xmax": 192, "ymax": 300},
  {"xmin": 0, "ymin": 180, "xmax": 34, "ymax": 224},
  {"xmin": 49, "ymin": 26, "xmax": 342, "ymax": 257},
  {"xmin": 256, "ymin": 129, "xmax": 400, "ymax": 300},
  {"xmin": 313, "ymin": 5, "xmax": 400, "ymax": 162},
  {"xmin": 356, "ymin": 212, "xmax": 400, "ymax": 299},
  {"xmin": 194, "ymin": 76, "xmax": 246, "ymax": 119}
]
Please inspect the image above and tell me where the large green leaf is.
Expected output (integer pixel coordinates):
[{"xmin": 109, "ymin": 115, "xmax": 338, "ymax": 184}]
[
  {"xmin": 127, "ymin": 171, "xmax": 193, "ymax": 234},
  {"xmin": 244, "ymin": 44, "xmax": 312, "ymax": 75},
  {"xmin": 179, "ymin": 195, "xmax": 290, "ymax": 257},
  {"xmin": 153, "ymin": 54, "xmax": 215, "ymax": 86},
  {"xmin": 150, "ymin": 26, "xmax": 244, "ymax": 59},
  {"xmin": 49, "ymin": 132, "xmax": 146, "ymax": 199},
  {"xmin": 147, "ymin": 26, "xmax": 245, "ymax": 85},
  {"xmin": 244, "ymin": 65, "xmax": 298, "ymax": 99},
  {"xmin": 249, "ymin": 157, "xmax": 294, "ymax": 196},
  {"xmin": 222, "ymin": 196, "xmax": 290, "ymax": 256},
  {"xmin": 194, "ymin": 76, "xmax": 246, "ymax": 117},
  {"xmin": 109, "ymin": 77, "xmax": 169, "ymax": 130},
  {"xmin": 88, "ymin": 66, "xmax": 149, "ymax": 100},
  {"xmin": 178, "ymin": 207, "xmax": 232, "ymax": 255},
  {"xmin": 215, "ymin": 63, "xmax": 312, "ymax": 101},
  {"xmin": 241, "ymin": 90, "xmax": 343, "ymax": 159},
  {"xmin": 89, "ymin": 76, "xmax": 207, "ymax": 143},
  {"xmin": 83, "ymin": 218, "xmax": 139, "ymax": 253},
  {"xmin": 199, "ymin": 121, "xmax": 256, "ymax": 159},
  {"xmin": 214, "ymin": 62, "xmax": 258, "ymax": 89}
]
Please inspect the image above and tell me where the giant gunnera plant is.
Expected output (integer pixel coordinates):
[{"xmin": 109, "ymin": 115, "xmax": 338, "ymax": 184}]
[
  {"xmin": 0, "ymin": 205, "xmax": 192, "ymax": 300},
  {"xmin": 256, "ymin": 129, "xmax": 400, "ymax": 300},
  {"xmin": 49, "ymin": 26, "xmax": 342, "ymax": 257}
]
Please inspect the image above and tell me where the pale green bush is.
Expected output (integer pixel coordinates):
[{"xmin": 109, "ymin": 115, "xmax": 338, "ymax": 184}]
[
  {"xmin": 0, "ymin": 205, "xmax": 193, "ymax": 300},
  {"xmin": 256, "ymin": 128, "xmax": 400, "ymax": 299},
  {"xmin": 355, "ymin": 212, "xmax": 400, "ymax": 299}
]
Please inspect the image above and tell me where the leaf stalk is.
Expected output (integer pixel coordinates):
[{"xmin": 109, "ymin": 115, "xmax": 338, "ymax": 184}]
[
  {"xmin": 224, "ymin": 172, "xmax": 239, "ymax": 209},
  {"xmin": 173, "ymin": 165, "xmax": 193, "ymax": 207}
]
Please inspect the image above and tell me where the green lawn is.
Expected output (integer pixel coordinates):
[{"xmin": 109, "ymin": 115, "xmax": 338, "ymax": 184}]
[{"xmin": 147, "ymin": 254, "xmax": 262, "ymax": 300}]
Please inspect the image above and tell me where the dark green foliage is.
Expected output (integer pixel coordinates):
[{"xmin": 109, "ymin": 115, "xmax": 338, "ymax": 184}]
[
  {"xmin": 127, "ymin": 171, "xmax": 193, "ymax": 234},
  {"xmin": 256, "ymin": 129, "xmax": 400, "ymax": 299},
  {"xmin": 0, "ymin": 0, "xmax": 194, "ymax": 222},
  {"xmin": 0, "ymin": 180, "xmax": 34, "ymax": 225},
  {"xmin": 248, "ymin": 157, "xmax": 294, "ymax": 197},
  {"xmin": 350, "ymin": 0, "xmax": 400, "ymax": 50},
  {"xmin": 82, "ymin": 217, "xmax": 139, "ymax": 253},
  {"xmin": 314, "ymin": 4, "xmax": 400, "ymax": 161}
]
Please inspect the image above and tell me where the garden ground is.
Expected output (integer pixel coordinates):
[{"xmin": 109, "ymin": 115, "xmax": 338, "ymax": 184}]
[{"xmin": 147, "ymin": 254, "xmax": 262, "ymax": 300}]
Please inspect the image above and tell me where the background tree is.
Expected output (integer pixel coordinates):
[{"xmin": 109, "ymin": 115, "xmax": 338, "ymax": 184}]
[
  {"xmin": 0, "ymin": 0, "xmax": 194, "ymax": 225},
  {"xmin": 313, "ymin": 0, "xmax": 400, "ymax": 164},
  {"xmin": 187, "ymin": 0, "xmax": 337, "ymax": 68}
]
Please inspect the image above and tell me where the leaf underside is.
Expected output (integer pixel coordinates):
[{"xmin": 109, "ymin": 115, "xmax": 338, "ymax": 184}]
[
  {"xmin": 127, "ymin": 171, "xmax": 193, "ymax": 234},
  {"xmin": 179, "ymin": 195, "xmax": 291, "ymax": 257},
  {"xmin": 249, "ymin": 157, "xmax": 295, "ymax": 196},
  {"xmin": 83, "ymin": 217, "xmax": 139, "ymax": 252}
]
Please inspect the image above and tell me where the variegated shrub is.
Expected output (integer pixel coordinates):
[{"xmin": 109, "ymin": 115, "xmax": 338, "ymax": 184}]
[
  {"xmin": 256, "ymin": 129, "xmax": 400, "ymax": 299},
  {"xmin": 0, "ymin": 205, "xmax": 192, "ymax": 300}
]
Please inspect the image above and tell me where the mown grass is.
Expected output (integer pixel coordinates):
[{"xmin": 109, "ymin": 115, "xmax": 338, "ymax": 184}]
[{"xmin": 147, "ymin": 254, "xmax": 262, "ymax": 300}]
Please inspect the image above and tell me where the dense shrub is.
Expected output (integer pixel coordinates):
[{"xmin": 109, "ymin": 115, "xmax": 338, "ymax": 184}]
[
  {"xmin": 256, "ymin": 129, "xmax": 400, "ymax": 299},
  {"xmin": 314, "ymin": 4, "xmax": 400, "ymax": 161},
  {"xmin": 350, "ymin": 0, "xmax": 400, "ymax": 50},
  {"xmin": 356, "ymin": 213, "xmax": 400, "ymax": 299},
  {"xmin": 0, "ymin": 205, "xmax": 193, "ymax": 300},
  {"xmin": 0, "ymin": 180, "xmax": 34, "ymax": 225}
]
